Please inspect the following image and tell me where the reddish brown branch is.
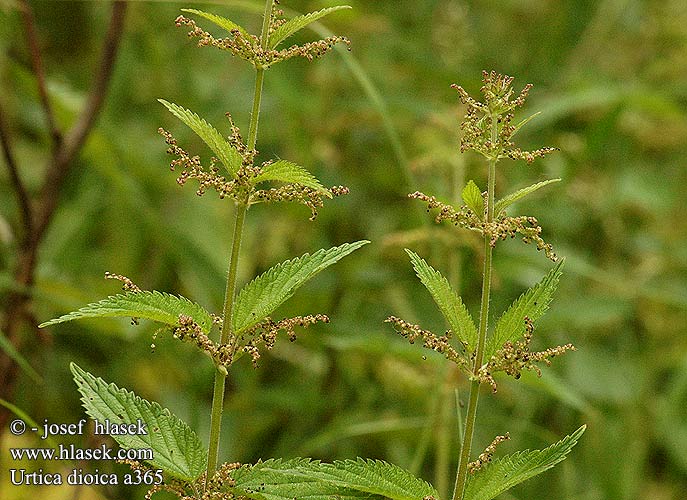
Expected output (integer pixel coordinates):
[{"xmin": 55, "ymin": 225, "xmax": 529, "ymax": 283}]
[
  {"xmin": 34, "ymin": 0, "xmax": 128, "ymax": 242},
  {"xmin": 0, "ymin": 1, "xmax": 128, "ymax": 428},
  {"xmin": 0, "ymin": 106, "xmax": 33, "ymax": 241},
  {"xmin": 19, "ymin": 0, "xmax": 62, "ymax": 147}
]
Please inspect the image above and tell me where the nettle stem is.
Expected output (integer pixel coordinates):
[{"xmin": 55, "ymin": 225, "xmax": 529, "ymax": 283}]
[
  {"xmin": 205, "ymin": 0, "xmax": 274, "ymax": 487},
  {"xmin": 206, "ymin": 202, "xmax": 247, "ymax": 481},
  {"xmin": 452, "ymin": 116, "xmax": 499, "ymax": 500}
]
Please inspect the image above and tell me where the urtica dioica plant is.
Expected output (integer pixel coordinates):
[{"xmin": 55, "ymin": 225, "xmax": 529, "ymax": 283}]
[
  {"xmin": 40, "ymin": 1, "xmax": 369, "ymax": 498},
  {"xmin": 384, "ymin": 72, "xmax": 586, "ymax": 500}
]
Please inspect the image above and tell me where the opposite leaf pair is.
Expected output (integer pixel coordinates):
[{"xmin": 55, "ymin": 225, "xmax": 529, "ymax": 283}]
[
  {"xmin": 40, "ymin": 242, "xmax": 369, "ymax": 367},
  {"xmin": 72, "ymin": 362, "xmax": 584, "ymax": 500},
  {"xmin": 158, "ymin": 100, "xmax": 345, "ymax": 219}
]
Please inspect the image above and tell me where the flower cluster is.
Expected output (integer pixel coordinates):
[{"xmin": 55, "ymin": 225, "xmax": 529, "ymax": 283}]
[
  {"xmin": 408, "ymin": 191, "xmax": 482, "ymax": 230},
  {"xmin": 241, "ymin": 314, "xmax": 330, "ymax": 367},
  {"xmin": 175, "ymin": 13, "xmax": 349, "ymax": 70},
  {"xmin": 171, "ymin": 314, "xmax": 223, "ymax": 361},
  {"xmin": 477, "ymin": 317, "xmax": 575, "ymax": 392},
  {"xmin": 160, "ymin": 126, "xmax": 347, "ymax": 218},
  {"xmin": 105, "ymin": 272, "xmax": 142, "ymax": 325},
  {"xmin": 409, "ymin": 192, "xmax": 556, "ymax": 260},
  {"xmin": 151, "ymin": 313, "xmax": 331, "ymax": 369},
  {"xmin": 104, "ymin": 272, "xmax": 141, "ymax": 292},
  {"xmin": 251, "ymin": 184, "xmax": 349, "ymax": 221},
  {"xmin": 468, "ymin": 433, "xmax": 510, "ymax": 474},
  {"xmin": 143, "ymin": 460, "xmax": 241, "ymax": 500},
  {"xmin": 385, "ymin": 315, "xmax": 470, "ymax": 371},
  {"xmin": 159, "ymin": 127, "xmax": 255, "ymax": 202},
  {"xmin": 452, "ymin": 71, "xmax": 557, "ymax": 163}
]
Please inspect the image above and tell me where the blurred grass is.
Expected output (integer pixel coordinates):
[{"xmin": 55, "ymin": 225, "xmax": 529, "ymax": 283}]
[{"xmin": 1, "ymin": 0, "xmax": 686, "ymax": 499}]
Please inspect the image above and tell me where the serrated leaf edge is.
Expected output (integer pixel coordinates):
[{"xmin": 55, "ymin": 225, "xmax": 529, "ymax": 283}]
[
  {"xmin": 462, "ymin": 179, "xmax": 484, "ymax": 218},
  {"xmin": 485, "ymin": 259, "xmax": 564, "ymax": 359},
  {"xmin": 268, "ymin": 6, "xmax": 352, "ymax": 49},
  {"xmin": 70, "ymin": 363, "xmax": 207, "ymax": 481},
  {"xmin": 159, "ymin": 99, "xmax": 242, "ymax": 177},
  {"xmin": 464, "ymin": 425, "xmax": 586, "ymax": 500},
  {"xmin": 406, "ymin": 249, "xmax": 478, "ymax": 351},
  {"xmin": 495, "ymin": 178, "xmax": 561, "ymax": 216},
  {"xmin": 39, "ymin": 290, "xmax": 214, "ymax": 334},
  {"xmin": 233, "ymin": 241, "xmax": 370, "ymax": 333},
  {"xmin": 180, "ymin": 8, "xmax": 250, "ymax": 38},
  {"xmin": 253, "ymin": 159, "xmax": 330, "ymax": 196}
]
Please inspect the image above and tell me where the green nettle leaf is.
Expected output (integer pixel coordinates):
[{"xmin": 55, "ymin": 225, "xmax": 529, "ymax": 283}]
[
  {"xmin": 268, "ymin": 6, "xmax": 352, "ymax": 49},
  {"xmin": 313, "ymin": 459, "xmax": 439, "ymax": 500},
  {"xmin": 180, "ymin": 8, "xmax": 250, "ymax": 38},
  {"xmin": 462, "ymin": 179, "xmax": 484, "ymax": 218},
  {"xmin": 406, "ymin": 249, "xmax": 478, "ymax": 351},
  {"xmin": 485, "ymin": 260, "xmax": 564, "ymax": 359},
  {"xmin": 464, "ymin": 425, "xmax": 586, "ymax": 500},
  {"xmin": 229, "ymin": 458, "xmax": 437, "ymax": 500},
  {"xmin": 229, "ymin": 458, "xmax": 379, "ymax": 500},
  {"xmin": 158, "ymin": 99, "xmax": 242, "ymax": 177},
  {"xmin": 233, "ymin": 241, "xmax": 369, "ymax": 333},
  {"xmin": 253, "ymin": 159, "xmax": 330, "ymax": 195},
  {"xmin": 71, "ymin": 363, "xmax": 207, "ymax": 481},
  {"xmin": 494, "ymin": 178, "xmax": 561, "ymax": 216},
  {"xmin": 39, "ymin": 291, "xmax": 214, "ymax": 334}
]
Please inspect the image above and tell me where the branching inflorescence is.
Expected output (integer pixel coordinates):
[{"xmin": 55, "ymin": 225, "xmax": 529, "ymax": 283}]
[
  {"xmin": 175, "ymin": 3, "xmax": 350, "ymax": 70},
  {"xmin": 467, "ymin": 433, "xmax": 510, "ymax": 474},
  {"xmin": 159, "ymin": 119, "xmax": 348, "ymax": 220},
  {"xmin": 476, "ymin": 316, "xmax": 576, "ymax": 393},
  {"xmin": 408, "ymin": 191, "xmax": 557, "ymax": 260},
  {"xmin": 452, "ymin": 71, "xmax": 557, "ymax": 163}
]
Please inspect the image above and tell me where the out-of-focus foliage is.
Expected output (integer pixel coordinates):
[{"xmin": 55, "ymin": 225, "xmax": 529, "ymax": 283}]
[{"xmin": 1, "ymin": 1, "xmax": 685, "ymax": 499}]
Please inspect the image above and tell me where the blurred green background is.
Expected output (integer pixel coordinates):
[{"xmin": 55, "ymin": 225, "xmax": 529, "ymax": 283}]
[{"xmin": 1, "ymin": 0, "xmax": 686, "ymax": 499}]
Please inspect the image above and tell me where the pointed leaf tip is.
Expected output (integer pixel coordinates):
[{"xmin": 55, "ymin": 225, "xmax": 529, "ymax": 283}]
[
  {"xmin": 159, "ymin": 99, "xmax": 242, "ymax": 177},
  {"xmin": 495, "ymin": 178, "xmax": 561, "ymax": 216},
  {"xmin": 486, "ymin": 259, "xmax": 564, "ymax": 359},
  {"xmin": 179, "ymin": 8, "xmax": 250, "ymax": 38},
  {"xmin": 268, "ymin": 6, "xmax": 352, "ymax": 49},
  {"xmin": 233, "ymin": 241, "xmax": 369, "ymax": 333},
  {"xmin": 39, "ymin": 290, "xmax": 214, "ymax": 334},
  {"xmin": 253, "ymin": 159, "xmax": 330, "ymax": 195},
  {"xmin": 233, "ymin": 458, "xmax": 438, "ymax": 500},
  {"xmin": 464, "ymin": 424, "xmax": 585, "ymax": 500}
]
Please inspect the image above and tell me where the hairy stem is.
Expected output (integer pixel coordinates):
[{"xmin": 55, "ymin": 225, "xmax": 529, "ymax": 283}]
[
  {"xmin": 452, "ymin": 117, "xmax": 498, "ymax": 500},
  {"xmin": 206, "ymin": 203, "xmax": 247, "ymax": 482},
  {"xmin": 435, "ymin": 366, "xmax": 454, "ymax": 500},
  {"xmin": 247, "ymin": 69, "xmax": 265, "ymax": 151},
  {"xmin": 204, "ymin": 0, "xmax": 274, "ymax": 487}
]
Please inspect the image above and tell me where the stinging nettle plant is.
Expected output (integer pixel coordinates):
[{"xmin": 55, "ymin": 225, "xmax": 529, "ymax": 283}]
[
  {"xmin": 40, "ymin": 1, "xmax": 372, "ymax": 498},
  {"xmin": 384, "ymin": 71, "xmax": 586, "ymax": 500}
]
